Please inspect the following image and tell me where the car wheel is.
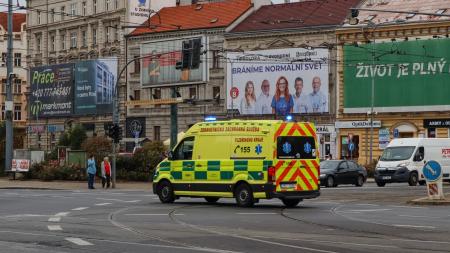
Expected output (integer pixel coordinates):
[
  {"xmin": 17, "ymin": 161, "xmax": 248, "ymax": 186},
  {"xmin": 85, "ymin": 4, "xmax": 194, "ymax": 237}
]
[
  {"xmin": 419, "ymin": 180, "xmax": 426, "ymax": 186},
  {"xmin": 281, "ymin": 198, "xmax": 302, "ymax": 208},
  {"xmin": 235, "ymin": 183, "xmax": 254, "ymax": 207},
  {"xmin": 355, "ymin": 175, "xmax": 364, "ymax": 187},
  {"xmin": 157, "ymin": 181, "xmax": 175, "ymax": 203},
  {"xmin": 376, "ymin": 181, "xmax": 386, "ymax": 187},
  {"xmin": 326, "ymin": 176, "xmax": 336, "ymax": 187},
  {"xmin": 204, "ymin": 197, "xmax": 220, "ymax": 203},
  {"xmin": 408, "ymin": 172, "xmax": 418, "ymax": 186}
]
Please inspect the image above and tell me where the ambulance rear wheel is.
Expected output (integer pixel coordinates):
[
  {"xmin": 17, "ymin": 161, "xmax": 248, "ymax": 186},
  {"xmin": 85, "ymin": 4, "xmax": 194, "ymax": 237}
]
[
  {"xmin": 204, "ymin": 197, "xmax": 220, "ymax": 203},
  {"xmin": 235, "ymin": 183, "xmax": 254, "ymax": 207},
  {"xmin": 157, "ymin": 181, "xmax": 175, "ymax": 203},
  {"xmin": 281, "ymin": 198, "xmax": 302, "ymax": 208}
]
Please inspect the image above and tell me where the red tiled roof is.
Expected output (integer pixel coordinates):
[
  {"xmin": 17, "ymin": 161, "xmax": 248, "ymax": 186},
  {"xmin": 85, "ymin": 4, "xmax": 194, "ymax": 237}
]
[
  {"xmin": 230, "ymin": 0, "xmax": 362, "ymax": 33},
  {"xmin": 131, "ymin": 0, "xmax": 252, "ymax": 36},
  {"xmin": 0, "ymin": 12, "xmax": 26, "ymax": 32}
]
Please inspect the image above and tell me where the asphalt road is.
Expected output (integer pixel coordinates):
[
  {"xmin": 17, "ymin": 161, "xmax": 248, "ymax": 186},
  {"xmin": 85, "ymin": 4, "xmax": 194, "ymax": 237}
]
[{"xmin": 0, "ymin": 183, "xmax": 449, "ymax": 253}]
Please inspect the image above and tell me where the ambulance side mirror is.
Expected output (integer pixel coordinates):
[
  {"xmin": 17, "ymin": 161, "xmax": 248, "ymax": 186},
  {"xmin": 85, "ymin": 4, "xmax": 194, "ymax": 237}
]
[{"xmin": 167, "ymin": 151, "xmax": 174, "ymax": 160}]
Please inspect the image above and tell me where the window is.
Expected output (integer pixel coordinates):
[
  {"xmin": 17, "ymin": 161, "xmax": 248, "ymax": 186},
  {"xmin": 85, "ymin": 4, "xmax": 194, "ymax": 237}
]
[
  {"xmin": 340, "ymin": 135, "xmax": 360, "ymax": 159},
  {"xmin": 93, "ymin": 0, "xmax": 97, "ymax": 14},
  {"xmin": 115, "ymin": 26, "xmax": 120, "ymax": 41},
  {"xmin": 1, "ymin": 53, "xmax": 6, "ymax": 63},
  {"xmin": 36, "ymin": 35, "xmax": 41, "ymax": 52},
  {"xmin": 277, "ymin": 136, "xmax": 316, "ymax": 159},
  {"xmin": 81, "ymin": 31, "xmax": 87, "ymax": 47},
  {"xmin": 37, "ymin": 11, "xmax": 41, "ymax": 24},
  {"xmin": 13, "ymin": 79, "xmax": 21, "ymax": 93},
  {"xmin": 70, "ymin": 32, "xmax": 77, "ymax": 48},
  {"xmin": 436, "ymin": 9, "xmax": 447, "ymax": 15},
  {"xmin": 61, "ymin": 34, "xmax": 66, "ymax": 50},
  {"xmin": 213, "ymin": 86, "xmax": 220, "ymax": 99},
  {"xmin": 133, "ymin": 90, "xmax": 141, "ymax": 101},
  {"xmin": 347, "ymin": 161, "xmax": 358, "ymax": 171},
  {"xmin": 114, "ymin": 0, "xmax": 118, "ymax": 9},
  {"xmin": 427, "ymin": 128, "xmax": 436, "ymax": 138},
  {"xmin": 212, "ymin": 50, "xmax": 220, "ymax": 69},
  {"xmin": 14, "ymin": 53, "xmax": 21, "ymax": 67},
  {"xmin": 82, "ymin": 2, "xmax": 87, "ymax": 16},
  {"xmin": 92, "ymin": 28, "xmax": 97, "ymax": 45},
  {"xmin": 70, "ymin": 3, "xmax": 76, "ymax": 16},
  {"xmin": 1, "ymin": 105, "xmax": 5, "ymax": 120},
  {"xmin": 153, "ymin": 88, "xmax": 161, "ymax": 99},
  {"xmin": 50, "ymin": 9, "xmax": 55, "ymax": 22},
  {"xmin": 189, "ymin": 87, "xmax": 196, "ymax": 99},
  {"xmin": 61, "ymin": 6, "xmax": 65, "ymax": 21},
  {"xmin": 1, "ymin": 79, "xmax": 6, "ymax": 93},
  {"xmin": 14, "ymin": 105, "xmax": 21, "ymax": 121},
  {"xmin": 105, "ymin": 27, "xmax": 110, "ymax": 43},
  {"xmin": 154, "ymin": 126, "xmax": 160, "ymax": 141},
  {"xmin": 172, "ymin": 137, "xmax": 195, "ymax": 160},
  {"xmin": 414, "ymin": 147, "xmax": 425, "ymax": 162},
  {"xmin": 106, "ymin": 0, "xmax": 110, "ymax": 11},
  {"xmin": 133, "ymin": 55, "xmax": 140, "ymax": 74},
  {"xmin": 50, "ymin": 35, "xmax": 56, "ymax": 51}
]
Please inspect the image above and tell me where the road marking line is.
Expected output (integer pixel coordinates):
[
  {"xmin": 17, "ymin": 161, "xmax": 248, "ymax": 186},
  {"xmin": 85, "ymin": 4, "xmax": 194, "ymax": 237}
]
[
  {"xmin": 356, "ymin": 203, "xmax": 379, "ymax": 207},
  {"xmin": 343, "ymin": 209, "xmax": 391, "ymax": 212},
  {"xmin": 48, "ymin": 217, "xmax": 61, "ymax": 222},
  {"xmin": 5, "ymin": 214, "xmax": 47, "ymax": 218},
  {"xmin": 124, "ymin": 200, "xmax": 141, "ymax": 203},
  {"xmin": 55, "ymin": 212, "xmax": 70, "ymax": 217},
  {"xmin": 95, "ymin": 203, "xmax": 112, "ymax": 206},
  {"xmin": 65, "ymin": 237, "xmax": 93, "ymax": 246},
  {"xmin": 390, "ymin": 205, "xmax": 426, "ymax": 209},
  {"xmin": 47, "ymin": 225, "xmax": 62, "ymax": 231},
  {"xmin": 72, "ymin": 207, "xmax": 89, "ymax": 211},
  {"xmin": 393, "ymin": 224, "xmax": 435, "ymax": 229},
  {"xmin": 237, "ymin": 212, "xmax": 277, "ymax": 215},
  {"xmin": 96, "ymin": 198, "xmax": 124, "ymax": 202},
  {"xmin": 391, "ymin": 238, "xmax": 450, "ymax": 244},
  {"xmin": 398, "ymin": 214, "xmax": 441, "ymax": 219},
  {"xmin": 124, "ymin": 213, "xmax": 185, "ymax": 216}
]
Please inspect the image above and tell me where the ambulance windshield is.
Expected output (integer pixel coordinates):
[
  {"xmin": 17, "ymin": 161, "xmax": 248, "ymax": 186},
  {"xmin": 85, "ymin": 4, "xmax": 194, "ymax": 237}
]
[{"xmin": 277, "ymin": 136, "xmax": 316, "ymax": 159}]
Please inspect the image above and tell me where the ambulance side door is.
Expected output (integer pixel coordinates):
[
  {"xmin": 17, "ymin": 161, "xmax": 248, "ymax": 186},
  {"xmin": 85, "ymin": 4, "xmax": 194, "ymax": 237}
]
[{"xmin": 171, "ymin": 137, "xmax": 196, "ymax": 184}]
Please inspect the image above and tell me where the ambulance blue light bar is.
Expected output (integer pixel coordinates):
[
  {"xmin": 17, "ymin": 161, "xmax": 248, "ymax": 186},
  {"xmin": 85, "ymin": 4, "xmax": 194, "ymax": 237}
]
[
  {"xmin": 286, "ymin": 115, "xmax": 293, "ymax": 121},
  {"xmin": 205, "ymin": 116, "xmax": 217, "ymax": 122}
]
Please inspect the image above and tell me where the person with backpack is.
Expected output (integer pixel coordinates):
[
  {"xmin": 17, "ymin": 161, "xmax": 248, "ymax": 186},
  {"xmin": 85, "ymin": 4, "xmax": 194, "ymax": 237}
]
[{"xmin": 101, "ymin": 157, "xmax": 111, "ymax": 189}]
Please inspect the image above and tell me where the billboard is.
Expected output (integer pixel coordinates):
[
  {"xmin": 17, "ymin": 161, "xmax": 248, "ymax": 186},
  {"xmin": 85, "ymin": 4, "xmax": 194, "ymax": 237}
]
[
  {"xmin": 29, "ymin": 59, "xmax": 117, "ymax": 119},
  {"xmin": 226, "ymin": 48, "xmax": 329, "ymax": 116},
  {"xmin": 344, "ymin": 38, "xmax": 450, "ymax": 113},
  {"xmin": 126, "ymin": 0, "xmax": 177, "ymax": 34},
  {"xmin": 74, "ymin": 58, "xmax": 117, "ymax": 115},
  {"xmin": 140, "ymin": 37, "xmax": 207, "ymax": 86},
  {"xmin": 29, "ymin": 63, "xmax": 74, "ymax": 118}
]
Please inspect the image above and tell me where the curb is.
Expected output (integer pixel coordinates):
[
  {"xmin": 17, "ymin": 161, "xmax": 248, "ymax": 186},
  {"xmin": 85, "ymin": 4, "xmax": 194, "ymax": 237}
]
[{"xmin": 407, "ymin": 197, "xmax": 450, "ymax": 206}]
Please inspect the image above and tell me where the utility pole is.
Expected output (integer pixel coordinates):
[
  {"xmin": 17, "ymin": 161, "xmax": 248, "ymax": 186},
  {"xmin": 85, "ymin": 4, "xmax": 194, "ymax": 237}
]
[
  {"xmin": 170, "ymin": 87, "xmax": 178, "ymax": 150},
  {"xmin": 5, "ymin": 0, "xmax": 14, "ymax": 172}
]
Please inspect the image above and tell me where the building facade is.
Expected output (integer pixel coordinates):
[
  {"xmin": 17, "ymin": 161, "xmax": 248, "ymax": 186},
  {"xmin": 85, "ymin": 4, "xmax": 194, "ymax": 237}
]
[
  {"xmin": 0, "ymin": 12, "xmax": 27, "ymax": 146},
  {"xmin": 225, "ymin": 0, "xmax": 361, "ymax": 159},
  {"xmin": 336, "ymin": 0, "xmax": 450, "ymax": 165},
  {"xmin": 125, "ymin": 0, "xmax": 258, "ymax": 151}
]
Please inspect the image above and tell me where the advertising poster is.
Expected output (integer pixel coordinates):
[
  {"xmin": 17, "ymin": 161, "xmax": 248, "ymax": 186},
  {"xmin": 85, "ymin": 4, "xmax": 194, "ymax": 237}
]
[
  {"xmin": 344, "ymin": 38, "xmax": 450, "ymax": 113},
  {"xmin": 140, "ymin": 37, "xmax": 207, "ymax": 86},
  {"xmin": 378, "ymin": 128, "xmax": 390, "ymax": 149},
  {"xmin": 29, "ymin": 64, "xmax": 74, "ymax": 119},
  {"xmin": 74, "ymin": 58, "xmax": 117, "ymax": 115},
  {"xmin": 227, "ymin": 48, "xmax": 329, "ymax": 116}
]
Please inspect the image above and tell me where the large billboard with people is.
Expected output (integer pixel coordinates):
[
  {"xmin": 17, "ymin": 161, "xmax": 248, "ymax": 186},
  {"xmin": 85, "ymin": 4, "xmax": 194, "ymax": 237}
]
[
  {"xmin": 344, "ymin": 38, "xmax": 450, "ymax": 113},
  {"xmin": 29, "ymin": 58, "xmax": 117, "ymax": 119},
  {"xmin": 226, "ymin": 48, "xmax": 329, "ymax": 116}
]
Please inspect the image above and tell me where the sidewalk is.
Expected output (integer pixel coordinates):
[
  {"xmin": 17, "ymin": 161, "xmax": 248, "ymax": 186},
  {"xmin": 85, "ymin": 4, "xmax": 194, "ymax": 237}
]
[{"xmin": 0, "ymin": 177, "xmax": 153, "ymax": 191}]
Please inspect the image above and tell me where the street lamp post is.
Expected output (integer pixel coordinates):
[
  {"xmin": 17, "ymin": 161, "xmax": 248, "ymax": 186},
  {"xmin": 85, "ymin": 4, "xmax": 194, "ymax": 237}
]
[{"xmin": 369, "ymin": 21, "xmax": 376, "ymax": 164}]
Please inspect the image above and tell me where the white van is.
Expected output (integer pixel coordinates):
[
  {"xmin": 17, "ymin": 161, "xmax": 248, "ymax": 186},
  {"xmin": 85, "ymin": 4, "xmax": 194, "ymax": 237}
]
[{"xmin": 375, "ymin": 138, "xmax": 450, "ymax": 187}]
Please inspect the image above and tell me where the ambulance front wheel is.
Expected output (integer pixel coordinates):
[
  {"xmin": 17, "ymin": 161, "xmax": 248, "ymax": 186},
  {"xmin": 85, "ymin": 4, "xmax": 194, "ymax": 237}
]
[
  {"xmin": 157, "ymin": 180, "xmax": 175, "ymax": 203},
  {"xmin": 235, "ymin": 183, "xmax": 255, "ymax": 207},
  {"xmin": 281, "ymin": 198, "xmax": 302, "ymax": 208}
]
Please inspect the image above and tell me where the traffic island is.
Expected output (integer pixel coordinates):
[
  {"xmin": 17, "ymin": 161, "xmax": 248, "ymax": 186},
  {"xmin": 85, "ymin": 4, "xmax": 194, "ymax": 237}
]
[{"xmin": 408, "ymin": 197, "xmax": 450, "ymax": 206}]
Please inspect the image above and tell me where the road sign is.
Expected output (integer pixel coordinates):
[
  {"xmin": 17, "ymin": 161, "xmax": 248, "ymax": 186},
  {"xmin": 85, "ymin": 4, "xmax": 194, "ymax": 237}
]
[
  {"xmin": 393, "ymin": 128, "xmax": 399, "ymax": 138},
  {"xmin": 348, "ymin": 142, "xmax": 355, "ymax": 152},
  {"xmin": 423, "ymin": 160, "xmax": 442, "ymax": 182}
]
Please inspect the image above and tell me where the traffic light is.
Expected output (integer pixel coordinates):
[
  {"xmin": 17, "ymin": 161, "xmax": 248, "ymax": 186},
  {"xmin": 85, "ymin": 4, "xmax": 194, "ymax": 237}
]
[
  {"xmin": 176, "ymin": 38, "xmax": 202, "ymax": 70},
  {"xmin": 191, "ymin": 38, "xmax": 202, "ymax": 69}
]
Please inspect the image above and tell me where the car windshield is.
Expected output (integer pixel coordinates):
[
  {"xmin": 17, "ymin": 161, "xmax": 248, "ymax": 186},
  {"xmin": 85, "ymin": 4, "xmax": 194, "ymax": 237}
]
[
  {"xmin": 320, "ymin": 160, "xmax": 340, "ymax": 170},
  {"xmin": 380, "ymin": 146, "xmax": 415, "ymax": 161}
]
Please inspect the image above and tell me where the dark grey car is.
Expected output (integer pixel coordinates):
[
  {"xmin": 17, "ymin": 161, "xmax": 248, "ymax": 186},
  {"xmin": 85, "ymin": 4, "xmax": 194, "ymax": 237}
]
[{"xmin": 320, "ymin": 160, "xmax": 367, "ymax": 187}]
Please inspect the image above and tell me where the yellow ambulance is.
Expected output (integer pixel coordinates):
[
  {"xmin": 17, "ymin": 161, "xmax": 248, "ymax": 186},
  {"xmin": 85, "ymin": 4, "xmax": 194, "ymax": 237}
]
[{"xmin": 152, "ymin": 120, "xmax": 320, "ymax": 207}]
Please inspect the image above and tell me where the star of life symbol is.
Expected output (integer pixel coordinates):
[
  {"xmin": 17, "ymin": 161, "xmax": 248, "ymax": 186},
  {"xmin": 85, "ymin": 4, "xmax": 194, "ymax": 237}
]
[
  {"xmin": 282, "ymin": 142, "xmax": 292, "ymax": 154},
  {"xmin": 304, "ymin": 142, "xmax": 312, "ymax": 154},
  {"xmin": 255, "ymin": 144, "xmax": 263, "ymax": 155}
]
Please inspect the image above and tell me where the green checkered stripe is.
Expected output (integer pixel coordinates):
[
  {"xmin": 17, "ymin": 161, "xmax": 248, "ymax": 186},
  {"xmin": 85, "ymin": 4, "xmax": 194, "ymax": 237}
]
[{"xmin": 159, "ymin": 160, "xmax": 273, "ymax": 181}]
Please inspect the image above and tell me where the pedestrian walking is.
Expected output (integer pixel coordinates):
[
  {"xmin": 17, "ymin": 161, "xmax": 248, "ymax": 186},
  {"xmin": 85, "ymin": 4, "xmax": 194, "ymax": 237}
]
[
  {"xmin": 87, "ymin": 154, "xmax": 96, "ymax": 190},
  {"xmin": 101, "ymin": 157, "xmax": 111, "ymax": 189}
]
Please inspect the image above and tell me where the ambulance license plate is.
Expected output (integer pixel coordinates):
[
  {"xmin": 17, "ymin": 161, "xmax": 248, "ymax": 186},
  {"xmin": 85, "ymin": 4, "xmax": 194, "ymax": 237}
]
[
  {"xmin": 280, "ymin": 183, "xmax": 296, "ymax": 189},
  {"xmin": 382, "ymin": 176, "xmax": 391, "ymax": 180}
]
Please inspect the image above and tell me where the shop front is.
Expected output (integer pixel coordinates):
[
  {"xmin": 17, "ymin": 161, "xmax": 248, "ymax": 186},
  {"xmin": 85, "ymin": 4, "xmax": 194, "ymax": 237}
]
[
  {"xmin": 423, "ymin": 119, "xmax": 450, "ymax": 138},
  {"xmin": 316, "ymin": 125, "xmax": 337, "ymax": 160}
]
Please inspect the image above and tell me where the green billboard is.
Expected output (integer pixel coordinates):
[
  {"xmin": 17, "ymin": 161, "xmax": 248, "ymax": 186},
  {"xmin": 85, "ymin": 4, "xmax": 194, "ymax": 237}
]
[{"xmin": 344, "ymin": 38, "xmax": 450, "ymax": 113}]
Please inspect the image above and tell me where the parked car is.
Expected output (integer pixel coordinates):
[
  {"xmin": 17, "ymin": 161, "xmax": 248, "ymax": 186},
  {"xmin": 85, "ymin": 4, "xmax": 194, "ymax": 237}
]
[{"xmin": 320, "ymin": 160, "xmax": 367, "ymax": 187}]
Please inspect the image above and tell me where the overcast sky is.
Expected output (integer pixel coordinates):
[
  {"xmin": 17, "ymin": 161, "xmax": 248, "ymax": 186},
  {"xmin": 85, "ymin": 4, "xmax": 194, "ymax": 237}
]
[{"xmin": 2, "ymin": 0, "xmax": 296, "ymax": 12}]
